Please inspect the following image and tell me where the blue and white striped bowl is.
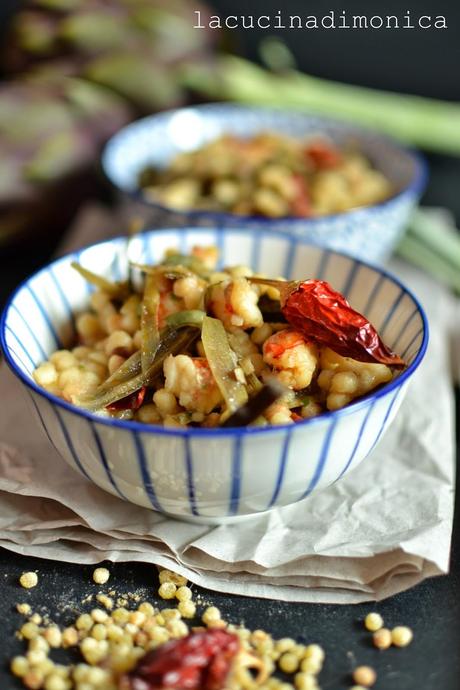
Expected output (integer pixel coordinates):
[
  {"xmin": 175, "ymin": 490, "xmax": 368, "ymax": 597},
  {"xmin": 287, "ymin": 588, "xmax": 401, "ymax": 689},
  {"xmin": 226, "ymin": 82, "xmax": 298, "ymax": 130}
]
[
  {"xmin": 102, "ymin": 104, "xmax": 427, "ymax": 264},
  {"xmin": 1, "ymin": 228, "xmax": 428, "ymax": 524}
]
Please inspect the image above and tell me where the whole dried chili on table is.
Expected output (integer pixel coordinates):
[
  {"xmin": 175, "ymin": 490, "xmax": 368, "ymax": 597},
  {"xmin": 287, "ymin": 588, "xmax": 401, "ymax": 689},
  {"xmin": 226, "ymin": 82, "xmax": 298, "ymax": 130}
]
[
  {"xmin": 123, "ymin": 629, "xmax": 240, "ymax": 690},
  {"xmin": 249, "ymin": 278, "xmax": 405, "ymax": 367}
]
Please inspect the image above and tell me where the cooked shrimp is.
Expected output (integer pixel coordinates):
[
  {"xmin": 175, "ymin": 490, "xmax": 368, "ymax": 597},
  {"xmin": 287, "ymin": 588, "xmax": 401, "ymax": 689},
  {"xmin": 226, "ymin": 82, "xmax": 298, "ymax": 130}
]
[
  {"xmin": 262, "ymin": 329, "xmax": 318, "ymax": 390},
  {"xmin": 208, "ymin": 278, "xmax": 263, "ymax": 330},
  {"xmin": 318, "ymin": 347, "xmax": 393, "ymax": 410},
  {"xmin": 163, "ymin": 355, "xmax": 222, "ymax": 414}
]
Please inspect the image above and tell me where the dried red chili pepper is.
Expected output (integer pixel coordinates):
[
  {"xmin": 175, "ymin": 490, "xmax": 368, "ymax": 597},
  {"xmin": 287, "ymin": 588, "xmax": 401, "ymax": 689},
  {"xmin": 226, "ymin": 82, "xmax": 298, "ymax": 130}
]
[
  {"xmin": 305, "ymin": 140, "xmax": 342, "ymax": 169},
  {"xmin": 107, "ymin": 386, "xmax": 147, "ymax": 411},
  {"xmin": 249, "ymin": 278, "xmax": 405, "ymax": 368},
  {"xmin": 124, "ymin": 629, "xmax": 240, "ymax": 690}
]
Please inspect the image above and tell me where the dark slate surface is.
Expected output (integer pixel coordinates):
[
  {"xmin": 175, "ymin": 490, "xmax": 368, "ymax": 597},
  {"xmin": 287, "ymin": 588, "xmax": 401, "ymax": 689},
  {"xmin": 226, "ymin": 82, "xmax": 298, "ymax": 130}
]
[{"xmin": 0, "ymin": 501, "xmax": 458, "ymax": 690}]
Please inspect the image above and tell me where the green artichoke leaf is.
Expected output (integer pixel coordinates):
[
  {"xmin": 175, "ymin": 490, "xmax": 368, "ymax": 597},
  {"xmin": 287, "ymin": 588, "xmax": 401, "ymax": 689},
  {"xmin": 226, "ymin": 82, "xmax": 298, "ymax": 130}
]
[
  {"xmin": 131, "ymin": 7, "xmax": 204, "ymax": 57},
  {"xmin": 32, "ymin": 0, "xmax": 84, "ymax": 12},
  {"xmin": 86, "ymin": 53, "xmax": 182, "ymax": 110},
  {"xmin": 23, "ymin": 130, "xmax": 87, "ymax": 182},
  {"xmin": 14, "ymin": 12, "xmax": 57, "ymax": 54},
  {"xmin": 0, "ymin": 99, "xmax": 73, "ymax": 143},
  {"xmin": 59, "ymin": 12, "xmax": 126, "ymax": 52}
]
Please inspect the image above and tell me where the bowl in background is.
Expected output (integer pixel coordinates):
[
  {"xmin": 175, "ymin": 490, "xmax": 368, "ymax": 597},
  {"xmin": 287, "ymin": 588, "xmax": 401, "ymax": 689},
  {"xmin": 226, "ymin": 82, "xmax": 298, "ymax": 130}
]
[
  {"xmin": 1, "ymin": 228, "xmax": 428, "ymax": 523},
  {"xmin": 102, "ymin": 104, "xmax": 427, "ymax": 264}
]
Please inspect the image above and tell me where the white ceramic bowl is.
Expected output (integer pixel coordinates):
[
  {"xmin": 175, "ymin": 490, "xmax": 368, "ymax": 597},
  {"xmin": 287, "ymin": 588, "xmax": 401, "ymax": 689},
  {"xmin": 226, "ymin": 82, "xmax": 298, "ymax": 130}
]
[
  {"xmin": 1, "ymin": 228, "xmax": 428, "ymax": 523},
  {"xmin": 102, "ymin": 104, "xmax": 427, "ymax": 264}
]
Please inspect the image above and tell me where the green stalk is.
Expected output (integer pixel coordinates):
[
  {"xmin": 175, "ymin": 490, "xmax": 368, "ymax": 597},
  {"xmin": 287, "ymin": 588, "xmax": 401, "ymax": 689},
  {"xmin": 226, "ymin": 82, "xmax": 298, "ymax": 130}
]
[
  {"xmin": 182, "ymin": 56, "xmax": 460, "ymax": 154},
  {"xmin": 397, "ymin": 234, "xmax": 460, "ymax": 293},
  {"xmin": 404, "ymin": 209, "xmax": 460, "ymax": 267}
]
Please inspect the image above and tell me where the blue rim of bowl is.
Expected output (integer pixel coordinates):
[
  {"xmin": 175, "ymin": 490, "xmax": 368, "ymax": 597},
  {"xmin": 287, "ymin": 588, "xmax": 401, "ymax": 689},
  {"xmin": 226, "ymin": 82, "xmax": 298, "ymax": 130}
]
[
  {"xmin": 0, "ymin": 228, "xmax": 429, "ymax": 438},
  {"xmin": 101, "ymin": 103, "xmax": 429, "ymax": 225}
]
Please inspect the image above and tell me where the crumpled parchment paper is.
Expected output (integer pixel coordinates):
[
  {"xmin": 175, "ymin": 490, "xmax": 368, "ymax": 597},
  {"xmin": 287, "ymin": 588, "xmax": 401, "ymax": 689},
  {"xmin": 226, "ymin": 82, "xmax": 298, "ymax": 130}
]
[{"xmin": 0, "ymin": 205, "xmax": 456, "ymax": 603}]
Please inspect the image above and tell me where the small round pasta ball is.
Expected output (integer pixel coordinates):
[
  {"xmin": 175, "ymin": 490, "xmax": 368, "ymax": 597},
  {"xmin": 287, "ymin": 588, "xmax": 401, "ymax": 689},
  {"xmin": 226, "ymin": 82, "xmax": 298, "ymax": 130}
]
[
  {"xmin": 43, "ymin": 626, "xmax": 62, "ymax": 648},
  {"xmin": 300, "ymin": 657, "xmax": 322, "ymax": 674},
  {"xmin": 317, "ymin": 369, "xmax": 334, "ymax": 390},
  {"xmin": 33, "ymin": 362, "xmax": 58, "ymax": 388},
  {"xmin": 167, "ymin": 620, "xmax": 189, "ymax": 639},
  {"xmin": 138, "ymin": 602, "xmax": 155, "ymax": 617},
  {"xmin": 105, "ymin": 330, "xmax": 133, "ymax": 358},
  {"xmin": 91, "ymin": 623, "xmax": 107, "ymax": 641},
  {"xmin": 202, "ymin": 606, "xmax": 221, "ymax": 626},
  {"xmin": 73, "ymin": 346, "xmax": 91, "ymax": 360},
  {"xmin": 22, "ymin": 670, "xmax": 44, "ymax": 690},
  {"xmin": 373, "ymin": 628, "xmax": 392, "ymax": 650},
  {"xmin": 50, "ymin": 350, "xmax": 77, "ymax": 371},
  {"xmin": 303, "ymin": 644, "xmax": 325, "ymax": 662},
  {"xmin": 58, "ymin": 363, "xmax": 99, "ymax": 394},
  {"xmin": 26, "ymin": 649, "xmax": 47, "ymax": 665},
  {"xmin": 178, "ymin": 601, "xmax": 196, "ymax": 619},
  {"xmin": 158, "ymin": 569, "xmax": 188, "ymax": 587},
  {"xmin": 19, "ymin": 571, "xmax": 38, "ymax": 589},
  {"xmin": 76, "ymin": 313, "xmax": 105, "ymax": 344},
  {"xmin": 44, "ymin": 674, "xmax": 67, "ymax": 690},
  {"xmin": 112, "ymin": 608, "xmax": 129, "ymax": 625},
  {"xmin": 391, "ymin": 626, "xmax": 413, "ymax": 647},
  {"xmin": 162, "ymin": 608, "xmax": 181, "ymax": 622},
  {"xmin": 87, "ymin": 350, "xmax": 108, "ymax": 366},
  {"xmin": 92, "ymin": 567, "xmax": 110, "ymax": 584},
  {"xmin": 128, "ymin": 611, "xmax": 145, "ymax": 628},
  {"xmin": 75, "ymin": 613, "xmax": 93, "ymax": 631},
  {"xmin": 158, "ymin": 582, "xmax": 177, "ymax": 600},
  {"xmin": 61, "ymin": 627, "xmax": 78, "ymax": 648},
  {"xmin": 120, "ymin": 296, "xmax": 141, "ymax": 334},
  {"xmin": 326, "ymin": 392, "xmax": 351, "ymax": 411},
  {"xmin": 352, "ymin": 666, "xmax": 376, "ymax": 687},
  {"xmin": 136, "ymin": 404, "xmax": 162, "ymax": 425},
  {"xmin": 294, "ymin": 672, "xmax": 318, "ymax": 690},
  {"xmin": 275, "ymin": 637, "xmax": 296, "ymax": 653},
  {"xmin": 91, "ymin": 608, "xmax": 108, "ymax": 623},
  {"xmin": 331, "ymin": 371, "xmax": 359, "ymax": 394},
  {"xmin": 20, "ymin": 622, "xmax": 39, "ymax": 640},
  {"xmin": 153, "ymin": 389, "xmax": 180, "ymax": 417},
  {"xmin": 108, "ymin": 354, "xmax": 125, "ymax": 375},
  {"xmin": 278, "ymin": 652, "xmax": 299, "ymax": 674},
  {"xmin": 176, "ymin": 586, "xmax": 193, "ymax": 602},
  {"xmin": 11, "ymin": 656, "xmax": 29, "ymax": 677},
  {"xmin": 364, "ymin": 612, "xmax": 384, "ymax": 632}
]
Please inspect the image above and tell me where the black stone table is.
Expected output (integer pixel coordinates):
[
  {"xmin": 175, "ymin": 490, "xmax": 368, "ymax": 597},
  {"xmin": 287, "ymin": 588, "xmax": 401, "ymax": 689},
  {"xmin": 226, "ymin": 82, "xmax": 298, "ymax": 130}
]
[{"xmin": 0, "ymin": 155, "xmax": 459, "ymax": 688}]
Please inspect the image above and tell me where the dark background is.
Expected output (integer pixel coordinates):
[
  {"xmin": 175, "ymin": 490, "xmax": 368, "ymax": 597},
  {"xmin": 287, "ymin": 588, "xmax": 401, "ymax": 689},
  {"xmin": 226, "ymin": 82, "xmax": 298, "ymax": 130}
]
[
  {"xmin": 1, "ymin": 0, "xmax": 459, "ymax": 223},
  {"xmin": 0, "ymin": 2, "xmax": 459, "ymax": 688}
]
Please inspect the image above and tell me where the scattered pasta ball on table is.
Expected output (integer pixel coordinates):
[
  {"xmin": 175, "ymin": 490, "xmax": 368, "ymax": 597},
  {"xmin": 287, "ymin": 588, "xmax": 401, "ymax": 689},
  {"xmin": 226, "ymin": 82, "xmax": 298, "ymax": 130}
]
[
  {"xmin": 364, "ymin": 612, "xmax": 384, "ymax": 632},
  {"xmin": 19, "ymin": 572, "xmax": 38, "ymax": 589},
  {"xmin": 352, "ymin": 665, "xmax": 377, "ymax": 687},
  {"xmin": 373, "ymin": 628, "xmax": 392, "ymax": 650},
  {"xmin": 92, "ymin": 567, "xmax": 110, "ymax": 585},
  {"xmin": 391, "ymin": 626, "xmax": 414, "ymax": 647}
]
